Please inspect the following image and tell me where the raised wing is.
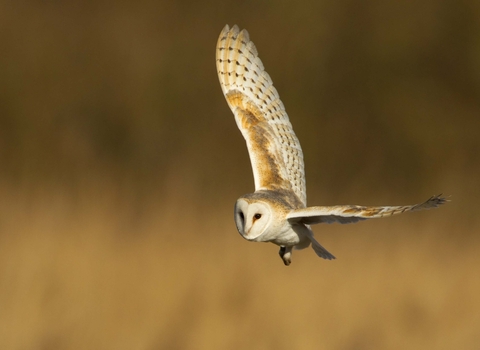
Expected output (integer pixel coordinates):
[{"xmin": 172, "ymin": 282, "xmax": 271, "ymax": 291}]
[
  {"xmin": 216, "ymin": 25, "xmax": 307, "ymax": 205},
  {"xmin": 287, "ymin": 194, "xmax": 448, "ymax": 225}
]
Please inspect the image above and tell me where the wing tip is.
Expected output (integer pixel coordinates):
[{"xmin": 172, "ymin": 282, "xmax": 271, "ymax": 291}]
[
  {"xmin": 425, "ymin": 193, "xmax": 450, "ymax": 208},
  {"xmin": 219, "ymin": 24, "xmax": 251, "ymax": 43}
]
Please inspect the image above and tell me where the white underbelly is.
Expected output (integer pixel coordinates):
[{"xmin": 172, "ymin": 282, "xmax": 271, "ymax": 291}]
[{"xmin": 263, "ymin": 227, "xmax": 302, "ymax": 246}]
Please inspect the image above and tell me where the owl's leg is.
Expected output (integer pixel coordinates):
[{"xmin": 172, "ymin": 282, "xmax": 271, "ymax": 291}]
[{"xmin": 279, "ymin": 246, "xmax": 293, "ymax": 266}]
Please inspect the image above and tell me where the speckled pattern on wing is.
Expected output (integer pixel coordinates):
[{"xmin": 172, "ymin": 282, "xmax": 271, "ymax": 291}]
[
  {"xmin": 287, "ymin": 194, "xmax": 448, "ymax": 225},
  {"xmin": 216, "ymin": 25, "xmax": 307, "ymax": 206}
]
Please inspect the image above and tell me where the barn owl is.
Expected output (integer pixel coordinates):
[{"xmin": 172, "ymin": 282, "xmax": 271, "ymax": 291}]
[{"xmin": 216, "ymin": 25, "xmax": 446, "ymax": 266}]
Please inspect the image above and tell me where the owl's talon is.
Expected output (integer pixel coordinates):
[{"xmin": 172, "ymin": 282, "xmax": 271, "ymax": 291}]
[{"xmin": 279, "ymin": 246, "xmax": 292, "ymax": 266}]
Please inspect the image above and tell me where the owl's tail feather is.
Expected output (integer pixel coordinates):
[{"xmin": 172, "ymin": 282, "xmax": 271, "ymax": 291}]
[{"xmin": 310, "ymin": 236, "xmax": 336, "ymax": 260}]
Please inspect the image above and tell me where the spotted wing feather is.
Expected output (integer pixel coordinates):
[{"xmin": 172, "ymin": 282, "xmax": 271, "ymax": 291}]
[
  {"xmin": 287, "ymin": 195, "xmax": 448, "ymax": 225},
  {"xmin": 216, "ymin": 25, "xmax": 307, "ymax": 205}
]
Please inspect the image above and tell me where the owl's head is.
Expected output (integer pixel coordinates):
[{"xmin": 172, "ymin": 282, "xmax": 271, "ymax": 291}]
[{"xmin": 234, "ymin": 198, "xmax": 273, "ymax": 241}]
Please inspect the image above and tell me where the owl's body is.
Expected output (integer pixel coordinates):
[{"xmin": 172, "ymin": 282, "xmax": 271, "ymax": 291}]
[
  {"xmin": 236, "ymin": 190, "xmax": 334, "ymax": 263},
  {"xmin": 216, "ymin": 25, "xmax": 446, "ymax": 265}
]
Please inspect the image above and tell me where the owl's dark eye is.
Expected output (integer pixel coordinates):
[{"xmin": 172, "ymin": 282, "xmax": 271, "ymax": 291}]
[
  {"xmin": 254, "ymin": 213, "xmax": 262, "ymax": 220},
  {"xmin": 239, "ymin": 212, "xmax": 244, "ymax": 221}
]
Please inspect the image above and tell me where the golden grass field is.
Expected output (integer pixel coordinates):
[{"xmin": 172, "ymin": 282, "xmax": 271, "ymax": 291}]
[
  {"xmin": 1, "ymin": 176, "xmax": 478, "ymax": 350},
  {"xmin": 1, "ymin": 1, "xmax": 479, "ymax": 349}
]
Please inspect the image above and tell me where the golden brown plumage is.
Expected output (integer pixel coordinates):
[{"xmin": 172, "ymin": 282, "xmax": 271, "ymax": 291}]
[{"xmin": 217, "ymin": 25, "xmax": 307, "ymax": 206}]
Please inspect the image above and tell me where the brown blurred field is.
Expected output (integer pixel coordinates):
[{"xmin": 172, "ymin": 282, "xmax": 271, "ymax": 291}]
[{"xmin": 1, "ymin": 1, "xmax": 479, "ymax": 349}]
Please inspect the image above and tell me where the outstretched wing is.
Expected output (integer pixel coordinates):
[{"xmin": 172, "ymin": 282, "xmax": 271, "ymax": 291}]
[
  {"xmin": 287, "ymin": 195, "xmax": 448, "ymax": 225},
  {"xmin": 216, "ymin": 25, "xmax": 307, "ymax": 205}
]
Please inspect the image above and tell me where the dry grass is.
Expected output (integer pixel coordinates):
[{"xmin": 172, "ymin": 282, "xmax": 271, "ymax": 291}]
[{"xmin": 0, "ymin": 180, "xmax": 478, "ymax": 350}]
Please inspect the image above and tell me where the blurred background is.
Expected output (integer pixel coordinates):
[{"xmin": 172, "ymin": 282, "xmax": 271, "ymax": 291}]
[{"xmin": 0, "ymin": 0, "xmax": 479, "ymax": 349}]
